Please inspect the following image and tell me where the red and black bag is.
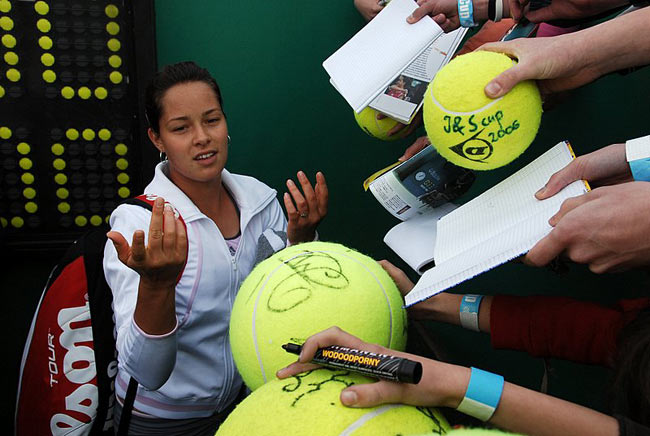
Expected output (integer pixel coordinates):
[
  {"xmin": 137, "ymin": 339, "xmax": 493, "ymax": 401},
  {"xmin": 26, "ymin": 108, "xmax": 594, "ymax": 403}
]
[{"xmin": 15, "ymin": 195, "xmax": 184, "ymax": 436}]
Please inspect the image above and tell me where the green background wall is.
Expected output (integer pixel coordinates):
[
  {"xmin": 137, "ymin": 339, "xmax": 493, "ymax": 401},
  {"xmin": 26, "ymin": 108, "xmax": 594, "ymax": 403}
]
[{"xmin": 5, "ymin": 0, "xmax": 650, "ymax": 429}]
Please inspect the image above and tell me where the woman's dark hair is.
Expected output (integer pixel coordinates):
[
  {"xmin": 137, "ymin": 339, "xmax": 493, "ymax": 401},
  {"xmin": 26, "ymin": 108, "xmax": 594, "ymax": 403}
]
[
  {"xmin": 145, "ymin": 61, "xmax": 224, "ymax": 134},
  {"xmin": 610, "ymin": 307, "xmax": 650, "ymax": 425}
]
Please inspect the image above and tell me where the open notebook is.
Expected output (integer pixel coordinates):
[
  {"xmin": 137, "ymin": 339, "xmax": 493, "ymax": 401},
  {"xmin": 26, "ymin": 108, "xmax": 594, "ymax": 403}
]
[{"xmin": 404, "ymin": 141, "xmax": 590, "ymax": 306}]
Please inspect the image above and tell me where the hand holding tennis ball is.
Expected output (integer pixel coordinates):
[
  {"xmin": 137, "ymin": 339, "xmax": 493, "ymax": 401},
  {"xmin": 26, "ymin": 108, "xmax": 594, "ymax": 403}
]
[
  {"xmin": 216, "ymin": 368, "xmax": 449, "ymax": 436},
  {"xmin": 423, "ymin": 51, "xmax": 542, "ymax": 170}
]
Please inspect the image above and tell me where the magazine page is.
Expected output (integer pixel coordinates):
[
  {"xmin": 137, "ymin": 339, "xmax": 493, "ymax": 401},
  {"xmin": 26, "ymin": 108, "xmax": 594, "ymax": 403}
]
[
  {"xmin": 383, "ymin": 203, "xmax": 457, "ymax": 274},
  {"xmin": 369, "ymin": 28, "xmax": 467, "ymax": 124},
  {"xmin": 367, "ymin": 145, "xmax": 475, "ymax": 221},
  {"xmin": 322, "ymin": 0, "xmax": 442, "ymax": 113}
]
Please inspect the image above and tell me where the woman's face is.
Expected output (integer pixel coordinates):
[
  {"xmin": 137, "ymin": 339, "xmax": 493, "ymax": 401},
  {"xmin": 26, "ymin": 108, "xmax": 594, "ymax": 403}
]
[{"xmin": 148, "ymin": 81, "xmax": 228, "ymax": 188}]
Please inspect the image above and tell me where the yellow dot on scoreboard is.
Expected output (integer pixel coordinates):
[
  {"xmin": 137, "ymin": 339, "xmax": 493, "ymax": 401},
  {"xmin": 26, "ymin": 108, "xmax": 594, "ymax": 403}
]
[
  {"xmin": 107, "ymin": 38, "xmax": 120, "ymax": 52},
  {"xmin": 0, "ymin": 217, "xmax": 7, "ymax": 228},
  {"xmin": 58, "ymin": 202, "xmax": 70, "ymax": 213},
  {"xmin": 11, "ymin": 216, "xmax": 24, "ymax": 228},
  {"xmin": 6, "ymin": 68, "xmax": 21, "ymax": 82},
  {"xmin": 56, "ymin": 187, "xmax": 69, "ymax": 199},
  {"xmin": 16, "ymin": 142, "xmax": 30, "ymax": 154},
  {"xmin": 105, "ymin": 4, "xmax": 119, "ymax": 18},
  {"xmin": 23, "ymin": 187, "xmax": 36, "ymax": 199},
  {"xmin": 25, "ymin": 202, "xmax": 38, "ymax": 213},
  {"xmin": 114, "ymin": 143, "xmax": 127, "ymax": 155},
  {"xmin": 19, "ymin": 158, "xmax": 32, "ymax": 170},
  {"xmin": 54, "ymin": 173, "xmax": 67, "ymax": 185},
  {"xmin": 82, "ymin": 128, "xmax": 95, "ymax": 140},
  {"xmin": 21, "ymin": 173, "xmax": 35, "ymax": 184},
  {"xmin": 94, "ymin": 87, "xmax": 107, "ymax": 99},
  {"xmin": 36, "ymin": 18, "xmax": 51, "ymax": 33},
  {"xmin": 4, "ymin": 51, "xmax": 18, "ymax": 65},
  {"xmin": 109, "ymin": 71, "xmax": 123, "ymax": 84},
  {"xmin": 43, "ymin": 69, "xmax": 56, "ymax": 83},
  {"xmin": 66, "ymin": 128, "xmax": 79, "ymax": 140},
  {"xmin": 79, "ymin": 86, "xmax": 92, "ymax": 100},
  {"xmin": 53, "ymin": 158, "xmax": 66, "ymax": 170},
  {"xmin": 0, "ymin": 85, "xmax": 4, "ymax": 98},
  {"xmin": 1, "ymin": 34, "xmax": 16, "ymax": 48},
  {"xmin": 51, "ymin": 143, "xmax": 64, "ymax": 155},
  {"xmin": 106, "ymin": 21, "xmax": 119, "ymax": 35},
  {"xmin": 105, "ymin": 215, "xmax": 110, "ymax": 224},
  {"xmin": 75, "ymin": 215, "xmax": 88, "ymax": 227},
  {"xmin": 0, "ymin": 16, "xmax": 14, "ymax": 31},
  {"xmin": 40, "ymin": 52, "xmax": 55, "ymax": 66},
  {"xmin": 116, "ymin": 158, "xmax": 128, "ymax": 170},
  {"xmin": 0, "ymin": 126, "xmax": 12, "ymax": 139},
  {"xmin": 118, "ymin": 187, "xmax": 130, "ymax": 198},
  {"xmin": 38, "ymin": 35, "xmax": 53, "ymax": 50},
  {"xmin": 90, "ymin": 215, "xmax": 102, "ymax": 226},
  {"xmin": 108, "ymin": 55, "xmax": 122, "ymax": 68},
  {"xmin": 61, "ymin": 86, "xmax": 75, "ymax": 99},
  {"xmin": 0, "ymin": 0, "xmax": 11, "ymax": 13},
  {"xmin": 98, "ymin": 128, "xmax": 111, "ymax": 141},
  {"xmin": 117, "ymin": 172, "xmax": 129, "ymax": 184},
  {"xmin": 34, "ymin": 0, "xmax": 49, "ymax": 15}
]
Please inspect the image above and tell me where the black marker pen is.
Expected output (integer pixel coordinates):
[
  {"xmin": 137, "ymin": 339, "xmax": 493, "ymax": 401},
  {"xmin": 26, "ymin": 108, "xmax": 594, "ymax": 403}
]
[{"xmin": 282, "ymin": 343, "xmax": 422, "ymax": 384}]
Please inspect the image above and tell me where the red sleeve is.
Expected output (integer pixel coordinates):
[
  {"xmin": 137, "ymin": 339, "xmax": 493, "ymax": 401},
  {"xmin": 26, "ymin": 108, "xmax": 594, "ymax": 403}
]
[{"xmin": 490, "ymin": 295, "xmax": 650, "ymax": 367}]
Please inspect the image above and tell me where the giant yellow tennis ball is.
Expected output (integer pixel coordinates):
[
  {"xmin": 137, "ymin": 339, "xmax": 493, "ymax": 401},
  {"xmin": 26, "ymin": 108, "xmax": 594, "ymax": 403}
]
[
  {"xmin": 354, "ymin": 107, "xmax": 411, "ymax": 141},
  {"xmin": 230, "ymin": 241, "xmax": 407, "ymax": 390},
  {"xmin": 216, "ymin": 369, "xmax": 450, "ymax": 436},
  {"xmin": 423, "ymin": 51, "xmax": 542, "ymax": 170}
]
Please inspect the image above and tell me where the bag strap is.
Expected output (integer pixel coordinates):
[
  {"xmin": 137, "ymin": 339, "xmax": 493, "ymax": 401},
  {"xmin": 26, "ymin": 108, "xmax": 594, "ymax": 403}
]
[{"xmin": 116, "ymin": 377, "xmax": 139, "ymax": 436}]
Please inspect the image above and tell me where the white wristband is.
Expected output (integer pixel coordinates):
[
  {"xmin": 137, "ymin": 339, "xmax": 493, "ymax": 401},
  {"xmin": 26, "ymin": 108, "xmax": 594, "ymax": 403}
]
[
  {"xmin": 494, "ymin": 0, "xmax": 503, "ymax": 21},
  {"xmin": 625, "ymin": 135, "xmax": 650, "ymax": 182}
]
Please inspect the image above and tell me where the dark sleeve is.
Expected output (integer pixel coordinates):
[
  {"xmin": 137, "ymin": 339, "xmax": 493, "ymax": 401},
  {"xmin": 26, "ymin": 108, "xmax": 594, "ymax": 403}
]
[
  {"xmin": 490, "ymin": 295, "xmax": 650, "ymax": 366},
  {"xmin": 618, "ymin": 415, "xmax": 650, "ymax": 436}
]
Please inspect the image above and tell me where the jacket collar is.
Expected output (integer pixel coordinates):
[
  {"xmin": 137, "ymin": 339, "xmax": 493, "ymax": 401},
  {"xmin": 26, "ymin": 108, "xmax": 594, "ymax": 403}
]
[{"xmin": 144, "ymin": 162, "xmax": 277, "ymax": 223}]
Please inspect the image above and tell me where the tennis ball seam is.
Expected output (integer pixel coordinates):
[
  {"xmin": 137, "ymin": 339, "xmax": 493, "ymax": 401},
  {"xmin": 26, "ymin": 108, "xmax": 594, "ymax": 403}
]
[
  {"xmin": 339, "ymin": 404, "xmax": 402, "ymax": 435},
  {"xmin": 428, "ymin": 85, "xmax": 506, "ymax": 116},
  {"xmin": 251, "ymin": 249, "xmax": 397, "ymax": 385}
]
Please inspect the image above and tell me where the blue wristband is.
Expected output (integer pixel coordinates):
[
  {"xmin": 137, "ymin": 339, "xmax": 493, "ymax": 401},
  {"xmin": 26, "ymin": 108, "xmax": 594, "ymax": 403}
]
[
  {"xmin": 460, "ymin": 294, "xmax": 483, "ymax": 331},
  {"xmin": 458, "ymin": 0, "xmax": 478, "ymax": 27},
  {"xmin": 457, "ymin": 367, "xmax": 505, "ymax": 421},
  {"xmin": 629, "ymin": 158, "xmax": 650, "ymax": 182},
  {"xmin": 626, "ymin": 135, "xmax": 650, "ymax": 182}
]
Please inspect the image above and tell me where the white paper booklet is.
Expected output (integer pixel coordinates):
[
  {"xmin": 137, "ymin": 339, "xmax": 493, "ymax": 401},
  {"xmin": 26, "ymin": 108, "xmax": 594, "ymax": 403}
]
[
  {"xmin": 322, "ymin": 0, "xmax": 443, "ymax": 113},
  {"xmin": 368, "ymin": 28, "xmax": 467, "ymax": 124},
  {"xmin": 383, "ymin": 203, "xmax": 457, "ymax": 273},
  {"xmin": 404, "ymin": 141, "xmax": 589, "ymax": 306}
]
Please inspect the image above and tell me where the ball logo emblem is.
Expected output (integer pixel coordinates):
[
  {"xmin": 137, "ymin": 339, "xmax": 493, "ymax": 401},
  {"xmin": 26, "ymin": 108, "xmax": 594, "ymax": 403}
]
[{"xmin": 448, "ymin": 130, "xmax": 494, "ymax": 163}]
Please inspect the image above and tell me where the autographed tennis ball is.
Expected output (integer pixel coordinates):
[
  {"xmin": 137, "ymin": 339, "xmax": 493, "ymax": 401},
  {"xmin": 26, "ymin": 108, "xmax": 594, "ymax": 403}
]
[
  {"xmin": 230, "ymin": 241, "xmax": 407, "ymax": 390},
  {"xmin": 216, "ymin": 369, "xmax": 450, "ymax": 436},
  {"xmin": 423, "ymin": 51, "xmax": 542, "ymax": 170},
  {"xmin": 354, "ymin": 107, "xmax": 410, "ymax": 141}
]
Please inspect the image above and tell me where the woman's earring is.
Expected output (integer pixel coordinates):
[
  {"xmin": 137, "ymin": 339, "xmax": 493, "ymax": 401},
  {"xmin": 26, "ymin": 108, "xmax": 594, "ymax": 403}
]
[
  {"xmin": 227, "ymin": 135, "xmax": 231, "ymax": 146},
  {"xmin": 159, "ymin": 151, "xmax": 167, "ymax": 162}
]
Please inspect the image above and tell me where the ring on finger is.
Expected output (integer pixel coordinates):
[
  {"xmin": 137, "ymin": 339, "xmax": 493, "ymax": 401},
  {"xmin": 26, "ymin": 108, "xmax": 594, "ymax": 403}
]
[{"xmin": 300, "ymin": 212, "xmax": 308, "ymax": 218}]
